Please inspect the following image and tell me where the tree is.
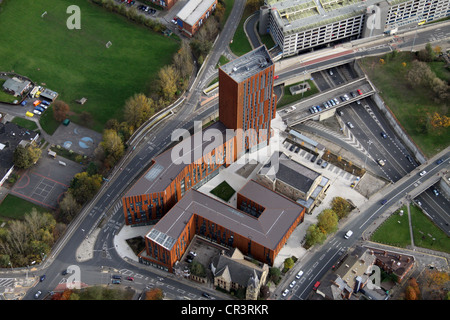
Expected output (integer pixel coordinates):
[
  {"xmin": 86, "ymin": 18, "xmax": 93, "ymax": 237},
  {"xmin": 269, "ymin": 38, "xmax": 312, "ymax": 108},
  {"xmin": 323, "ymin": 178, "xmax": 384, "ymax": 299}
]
[
  {"xmin": 100, "ymin": 129, "xmax": 125, "ymax": 166},
  {"xmin": 53, "ymin": 100, "xmax": 70, "ymax": 122},
  {"xmin": 69, "ymin": 172, "xmax": 103, "ymax": 204},
  {"xmin": 317, "ymin": 209, "xmax": 339, "ymax": 234},
  {"xmin": 157, "ymin": 65, "xmax": 179, "ymax": 102},
  {"xmin": 59, "ymin": 193, "xmax": 81, "ymax": 223},
  {"xmin": 173, "ymin": 41, "xmax": 194, "ymax": 81},
  {"xmin": 13, "ymin": 142, "xmax": 42, "ymax": 169},
  {"xmin": 284, "ymin": 257, "xmax": 294, "ymax": 271},
  {"xmin": 305, "ymin": 224, "xmax": 326, "ymax": 247},
  {"xmin": 145, "ymin": 288, "xmax": 164, "ymax": 300},
  {"xmin": 124, "ymin": 93, "xmax": 155, "ymax": 130},
  {"xmin": 331, "ymin": 197, "xmax": 352, "ymax": 220}
]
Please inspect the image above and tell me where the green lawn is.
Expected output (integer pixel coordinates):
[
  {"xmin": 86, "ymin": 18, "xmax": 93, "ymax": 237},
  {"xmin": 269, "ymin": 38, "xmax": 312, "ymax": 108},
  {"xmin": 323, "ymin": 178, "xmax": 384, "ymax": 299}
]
[
  {"xmin": 11, "ymin": 117, "xmax": 38, "ymax": 131},
  {"xmin": 210, "ymin": 181, "xmax": 235, "ymax": 202},
  {"xmin": 0, "ymin": 0, "xmax": 179, "ymax": 133},
  {"xmin": 0, "ymin": 194, "xmax": 49, "ymax": 222},
  {"xmin": 371, "ymin": 204, "xmax": 450, "ymax": 253},
  {"xmin": 371, "ymin": 206, "xmax": 411, "ymax": 248},
  {"xmin": 277, "ymin": 80, "xmax": 319, "ymax": 109},
  {"xmin": 0, "ymin": 79, "xmax": 18, "ymax": 103},
  {"xmin": 230, "ymin": 7, "xmax": 253, "ymax": 56},
  {"xmin": 359, "ymin": 52, "xmax": 450, "ymax": 157}
]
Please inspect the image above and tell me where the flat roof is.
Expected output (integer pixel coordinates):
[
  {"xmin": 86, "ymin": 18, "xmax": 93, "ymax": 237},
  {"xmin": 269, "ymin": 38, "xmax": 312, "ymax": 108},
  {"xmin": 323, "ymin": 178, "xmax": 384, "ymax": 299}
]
[
  {"xmin": 220, "ymin": 46, "xmax": 273, "ymax": 83},
  {"xmin": 125, "ymin": 121, "xmax": 234, "ymax": 197},
  {"xmin": 176, "ymin": 0, "xmax": 217, "ymax": 26},
  {"xmin": 268, "ymin": 0, "xmax": 386, "ymax": 34},
  {"xmin": 147, "ymin": 179, "xmax": 305, "ymax": 251}
]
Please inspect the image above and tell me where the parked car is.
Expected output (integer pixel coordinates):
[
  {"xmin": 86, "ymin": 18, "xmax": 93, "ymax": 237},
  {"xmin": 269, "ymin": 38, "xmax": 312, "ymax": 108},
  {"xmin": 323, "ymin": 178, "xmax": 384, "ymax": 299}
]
[
  {"xmin": 310, "ymin": 155, "xmax": 317, "ymax": 162},
  {"xmin": 377, "ymin": 159, "xmax": 386, "ymax": 166},
  {"xmin": 347, "ymin": 122, "xmax": 354, "ymax": 129},
  {"xmin": 41, "ymin": 100, "xmax": 50, "ymax": 106},
  {"xmin": 39, "ymin": 104, "xmax": 47, "ymax": 109},
  {"xmin": 21, "ymin": 100, "xmax": 27, "ymax": 106},
  {"xmin": 334, "ymin": 98, "xmax": 339, "ymax": 105},
  {"xmin": 40, "ymin": 275, "xmax": 46, "ymax": 282},
  {"xmin": 112, "ymin": 274, "xmax": 122, "ymax": 279},
  {"xmin": 357, "ymin": 89, "xmax": 363, "ymax": 95},
  {"xmin": 317, "ymin": 158, "xmax": 323, "ymax": 165},
  {"xmin": 126, "ymin": 276, "xmax": 134, "ymax": 281},
  {"xmin": 296, "ymin": 271, "xmax": 304, "ymax": 279},
  {"xmin": 282, "ymin": 289, "xmax": 289, "ymax": 297},
  {"xmin": 321, "ymin": 161, "xmax": 328, "ymax": 168},
  {"xmin": 436, "ymin": 158, "xmax": 443, "ymax": 165},
  {"xmin": 344, "ymin": 94, "xmax": 349, "ymax": 101},
  {"xmin": 33, "ymin": 100, "xmax": 41, "ymax": 106},
  {"xmin": 35, "ymin": 106, "xmax": 44, "ymax": 112},
  {"xmin": 350, "ymin": 92, "xmax": 356, "ymax": 98},
  {"xmin": 112, "ymin": 279, "xmax": 121, "ymax": 284},
  {"xmin": 313, "ymin": 281, "xmax": 321, "ymax": 291},
  {"xmin": 189, "ymin": 251, "xmax": 197, "ymax": 256},
  {"xmin": 34, "ymin": 290, "xmax": 42, "ymax": 299},
  {"xmin": 33, "ymin": 109, "xmax": 41, "ymax": 115},
  {"xmin": 289, "ymin": 280, "xmax": 296, "ymax": 288}
]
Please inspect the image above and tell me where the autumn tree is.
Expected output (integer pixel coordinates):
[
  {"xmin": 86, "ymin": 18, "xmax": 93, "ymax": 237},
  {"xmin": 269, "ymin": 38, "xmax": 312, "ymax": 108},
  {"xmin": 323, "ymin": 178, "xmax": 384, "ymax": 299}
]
[
  {"xmin": 100, "ymin": 129, "xmax": 125, "ymax": 167},
  {"xmin": 53, "ymin": 100, "xmax": 70, "ymax": 122},
  {"xmin": 331, "ymin": 197, "xmax": 352, "ymax": 220},
  {"xmin": 158, "ymin": 65, "xmax": 179, "ymax": 102},
  {"xmin": 317, "ymin": 209, "xmax": 339, "ymax": 234},
  {"xmin": 69, "ymin": 171, "xmax": 103, "ymax": 204},
  {"xmin": 124, "ymin": 93, "xmax": 155, "ymax": 130},
  {"xmin": 173, "ymin": 41, "xmax": 194, "ymax": 87},
  {"xmin": 305, "ymin": 224, "xmax": 326, "ymax": 248},
  {"xmin": 405, "ymin": 277, "xmax": 421, "ymax": 300},
  {"xmin": 59, "ymin": 193, "xmax": 81, "ymax": 223},
  {"xmin": 13, "ymin": 141, "xmax": 42, "ymax": 169},
  {"xmin": 145, "ymin": 288, "xmax": 164, "ymax": 300}
]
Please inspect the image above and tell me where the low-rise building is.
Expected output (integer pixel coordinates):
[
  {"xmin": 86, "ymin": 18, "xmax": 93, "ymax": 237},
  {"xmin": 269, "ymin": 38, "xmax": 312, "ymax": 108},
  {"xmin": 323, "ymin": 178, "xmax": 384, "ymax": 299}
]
[
  {"xmin": 0, "ymin": 122, "xmax": 39, "ymax": 186},
  {"xmin": 256, "ymin": 151, "xmax": 330, "ymax": 213},
  {"xmin": 2, "ymin": 78, "xmax": 32, "ymax": 97},
  {"xmin": 211, "ymin": 248, "xmax": 269, "ymax": 300},
  {"xmin": 176, "ymin": 0, "xmax": 218, "ymax": 37}
]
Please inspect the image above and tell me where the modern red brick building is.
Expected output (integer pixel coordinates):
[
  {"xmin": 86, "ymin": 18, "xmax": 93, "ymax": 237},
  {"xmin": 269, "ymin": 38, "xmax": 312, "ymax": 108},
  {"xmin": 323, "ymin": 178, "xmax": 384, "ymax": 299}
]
[
  {"xmin": 176, "ymin": 0, "xmax": 217, "ymax": 37},
  {"xmin": 140, "ymin": 180, "xmax": 305, "ymax": 272},
  {"xmin": 219, "ymin": 45, "xmax": 277, "ymax": 158},
  {"xmin": 122, "ymin": 46, "xmax": 306, "ymax": 272}
]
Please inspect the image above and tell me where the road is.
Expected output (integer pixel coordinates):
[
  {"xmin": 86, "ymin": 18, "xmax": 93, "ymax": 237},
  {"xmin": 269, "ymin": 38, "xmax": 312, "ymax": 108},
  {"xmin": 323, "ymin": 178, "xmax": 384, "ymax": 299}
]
[{"xmin": 280, "ymin": 149, "xmax": 450, "ymax": 300}]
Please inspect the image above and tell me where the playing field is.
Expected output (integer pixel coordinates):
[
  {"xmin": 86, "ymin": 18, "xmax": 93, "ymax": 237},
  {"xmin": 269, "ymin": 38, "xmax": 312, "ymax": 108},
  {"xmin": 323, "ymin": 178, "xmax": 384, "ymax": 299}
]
[{"xmin": 0, "ymin": 0, "xmax": 179, "ymax": 132}]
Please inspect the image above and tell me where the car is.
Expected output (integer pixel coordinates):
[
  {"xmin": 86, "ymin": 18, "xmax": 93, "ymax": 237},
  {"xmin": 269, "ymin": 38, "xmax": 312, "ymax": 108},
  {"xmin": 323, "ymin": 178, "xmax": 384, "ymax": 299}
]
[
  {"xmin": 33, "ymin": 109, "xmax": 42, "ymax": 115},
  {"xmin": 39, "ymin": 104, "xmax": 48, "ymax": 109},
  {"xmin": 416, "ymin": 200, "xmax": 422, "ymax": 206},
  {"xmin": 35, "ymin": 106, "xmax": 44, "ymax": 113},
  {"xmin": 431, "ymin": 187, "xmax": 439, "ymax": 196},
  {"xmin": 41, "ymin": 100, "xmax": 50, "ymax": 106},
  {"xmin": 350, "ymin": 182, "xmax": 355, "ymax": 188},
  {"xmin": 406, "ymin": 155, "xmax": 414, "ymax": 164},
  {"xmin": 329, "ymin": 100, "xmax": 335, "ymax": 106},
  {"xmin": 40, "ymin": 275, "xmax": 46, "ymax": 282},
  {"xmin": 321, "ymin": 161, "xmax": 328, "ymax": 168},
  {"xmin": 337, "ymin": 110, "xmax": 343, "ymax": 116},
  {"xmin": 289, "ymin": 145, "xmax": 295, "ymax": 152},
  {"xmin": 33, "ymin": 100, "xmax": 41, "ymax": 106},
  {"xmin": 334, "ymin": 98, "xmax": 339, "ymax": 105},
  {"xmin": 317, "ymin": 158, "xmax": 323, "ymax": 165},
  {"xmin": 340, "ymin": 96, "xmax": 346, "ymax": 102},
  {"xmin": 282, "ymin": 289, "xmax": 289, "ymax": 297},
  {"xmin": 347, "ymin": 122, "xmax": 354, "ymax": 129},
  {"xmin": 329, "ymin": 69, "xmax": 333, "ymax": 76},
  {"xmin": 187, "ymin": 254, "xmax": 194, "ymax": 260},
  {"xmin": 34, "ymin": 290, "xmax": 42, "ymax": 299},
  {"xmin": 112, "ymin": 275, "xmax": 122, "ymax": 279},
  {"xmin": 419, "ymin": 170, "xmax": 427, "ymax": 176},
  {"xmin": 296, "ymin": 271, "xmax": 304, "ymax": 279},
  {"xmin": 310, "ymin": 155, "xmax": 317, "ymax": 162},
  {"xmin": 289, "ymin": 280, "xmax": 296, "ymax": 288},
  {"xmin": 350, "ymin": 92, "xmax": 356, "ymax": 98},
  {"xmin": 356, "ymin": 100, "xmax": 361, "ymax": 105},
  {"xmin": 126, "ymin": 276, "xmax": 134, "ymax": 281},
  {"xmin": 274, "ymin": 75, "xmax": 279, "ymax": 80},
  {"xmin": 313, "ymin": 281, "xmax": 321, "ymax": 291},
  {"xmin": 344, "ymin": 230, "xmax": 353, "ymax": 239},
  {"xmin": 21, "ymin": 100, "xmax": 27, "ymax": 106},
  {"xmin": 294, "ymin": 147, "xmax": 300, "ymax": 153},
  {"xmin": 316, "ymin": 105, "xmax": 322, "ymax": 112},
  {"xmin": 381, "ymin": 199, "xmax": 388, "ymax": 205},
  {"xmin": 357, "ymin": 89, "xmax": 363, "ymax": 95},
  {"xmin": 436, "ymin": 159, "xmax": 443, "ymax": 165},
  {"xmin": 61, "ymin": 269, "xmax": 68, "ymax": 276},
  {"xmin": 202, "ymin": 292, "xmax": 211, "ymax": 299},
  {"xmin": 186, "ymin": 258, "xmax": 193, "ymax": 263},
  {"xmin": 323, "ymin": 102, "xmax": 328, "ymax": 109},
  {"xmin": 377, "ymin": 159, "xmax": 385, "ymax": 166},
  {"xmin": 25, "ymin": 111, "xmax": 34, "ymax": 117},
  {"xmin": 112, "ymin": 279, "xmax": 121, "ymax": 284},
  {"xmin": 380, "ymin": 132, "xmax": 387, "ymax": 139},
  {"xmin": 344, "ymin": 94, "xmax": 349, "ymax": 101},
  {"xmin": 309, "ymin": 107, "xmax": 314, "ymax": 114}
]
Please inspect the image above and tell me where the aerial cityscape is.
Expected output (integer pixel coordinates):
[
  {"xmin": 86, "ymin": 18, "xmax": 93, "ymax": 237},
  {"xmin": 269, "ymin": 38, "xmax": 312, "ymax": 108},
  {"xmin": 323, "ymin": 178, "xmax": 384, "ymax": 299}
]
[{"xmin": 0, "ymin": 0, "xmax": 449, "ymax": 310}]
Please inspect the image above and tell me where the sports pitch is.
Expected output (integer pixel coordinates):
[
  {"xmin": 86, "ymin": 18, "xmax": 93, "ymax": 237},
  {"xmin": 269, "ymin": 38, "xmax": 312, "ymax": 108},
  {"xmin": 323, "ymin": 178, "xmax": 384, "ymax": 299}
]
[{"xmin": 0, "ymin": 0, "xmax": 179, "ymax": 132}]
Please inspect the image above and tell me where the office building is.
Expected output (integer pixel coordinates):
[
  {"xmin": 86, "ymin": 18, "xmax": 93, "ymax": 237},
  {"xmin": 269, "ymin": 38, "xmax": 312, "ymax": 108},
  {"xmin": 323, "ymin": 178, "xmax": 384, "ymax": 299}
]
[{"xmin": 176, "ymin": 0, "xmax": 218, "ymax": 37}]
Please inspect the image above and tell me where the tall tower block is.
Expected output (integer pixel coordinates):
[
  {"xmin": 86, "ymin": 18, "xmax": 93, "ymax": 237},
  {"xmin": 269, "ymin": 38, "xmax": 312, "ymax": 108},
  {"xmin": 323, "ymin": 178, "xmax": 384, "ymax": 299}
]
[{"xmin": 218, "ymin": 46, "xmax": 276, "ymax": 158}]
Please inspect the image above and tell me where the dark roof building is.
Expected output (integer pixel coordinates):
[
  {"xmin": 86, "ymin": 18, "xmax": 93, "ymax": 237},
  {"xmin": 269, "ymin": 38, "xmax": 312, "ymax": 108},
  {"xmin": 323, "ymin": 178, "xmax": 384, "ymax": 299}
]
[{"xmin": 0, "ymin": 122, "xmax": 39, "ymax": 186}]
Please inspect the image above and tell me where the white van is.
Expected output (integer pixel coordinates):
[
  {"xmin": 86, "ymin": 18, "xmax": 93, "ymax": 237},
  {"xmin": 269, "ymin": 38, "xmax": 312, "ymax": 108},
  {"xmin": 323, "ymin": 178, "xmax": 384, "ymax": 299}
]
[{"xmin": 344, "ymin": 230, "xmax": 353, "ymax": 239}]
